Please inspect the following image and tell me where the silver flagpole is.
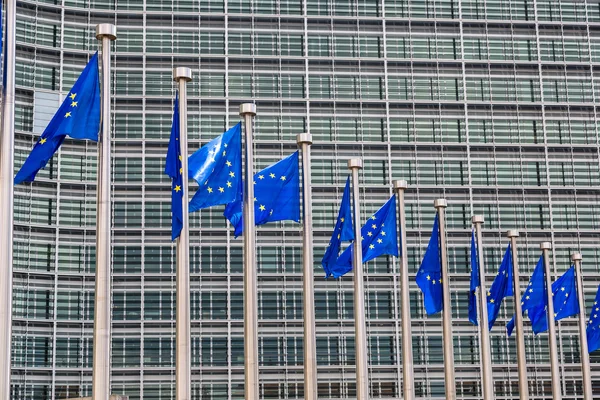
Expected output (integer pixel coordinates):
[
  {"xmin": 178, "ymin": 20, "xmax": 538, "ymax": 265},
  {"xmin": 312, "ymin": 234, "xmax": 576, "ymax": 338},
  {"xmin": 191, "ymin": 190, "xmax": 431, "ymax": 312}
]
[
  {"xmin": 572, "ymin": 253, "xmax": 592, "ymax": 400},
  {"xmin": 240, "ymin": 103, "xmax": 259, "ymax": 400},
  {"xmin": 297, "ymin": 133, "xmax": 317, "ymax": 400},
  {"xmin": 92, "ymin": 23, "xmax": 116, "ymax": 400},
  {"xmin": 0, "ymin": 0, "xmax": 16, "ymax": 398},
  {"xmin": 434, "ymin": 199, "xmax": 456, "ymax": 400},
  {"xmin": 174, "ymin": 67, "xmax": 192, "ymax": 400},
  {"xmin": 392, "ymin": 180, "xmax": 414, "ymax": 400},
  {"xmin": 507, "ymin": 230, "xmax": 529, "ymax": 400},
  {"xmin": 348, "ymin": 158, "xmax": 368, "ymax": 400},
  {"xmin": 472, "ymin": 216, "xmax": 493, "ymax": 400},
  {"xmin": 540, "ymin": 242, "xmax": 561, "ymax": 400}
]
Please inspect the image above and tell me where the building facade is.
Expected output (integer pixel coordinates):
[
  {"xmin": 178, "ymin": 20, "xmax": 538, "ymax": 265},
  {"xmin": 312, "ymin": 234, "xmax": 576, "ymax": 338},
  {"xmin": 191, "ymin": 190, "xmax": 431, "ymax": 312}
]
[{"xmin": 10, "ymin": 0, "xmax": 600, "ymax": 398}]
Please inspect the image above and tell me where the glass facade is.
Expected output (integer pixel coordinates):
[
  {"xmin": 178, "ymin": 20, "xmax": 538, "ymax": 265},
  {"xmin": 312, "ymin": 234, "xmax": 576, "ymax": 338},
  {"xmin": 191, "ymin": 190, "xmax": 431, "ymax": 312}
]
[{"xmin": 10, "ymin": 0, "xmax": 600, "ymax": 398}]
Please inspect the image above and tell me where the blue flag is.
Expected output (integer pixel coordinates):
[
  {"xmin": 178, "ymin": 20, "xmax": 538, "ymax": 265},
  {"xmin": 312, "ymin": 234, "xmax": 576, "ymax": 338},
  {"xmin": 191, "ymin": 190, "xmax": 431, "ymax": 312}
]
[
  {"xmin": 487, "ymin": 244, "xmax": 514, "ymax": 330},
  {"xmin": 586, "ymin": 285, "xmax": 600, "ymax": 353},
  {"xmin": 507, "ymin": 256, "xmax": 546, "ymax": 336},
  {"xmin": 321, "ymin": 177, "xmax": 354, "ymax": 278},
  {"xmin": 415, "ymin": 214, "xmax": 443, "ymax": 315},
  {"xmin": 15, "ymin": 53, "xmax": 100, "ymax": 184},
  {"xmin": 330, "ymin": 195, "xmax": 398, "ymax": 279},
  {"xmin": 165, "ymin": 95, "xmax": 183, "ymax": 241},
  {"xmin": 468, "ymin": 230, "xmax": 479, "ymax": 325},
  {"xmin": 223, "ymin": 151, "xmax": 300, "ymax": 236},
  {"xmin": 188, "ymin": 123, "xmax": 242, "ymax": 213},
  {"xmin": 530, "ymin": 265, "xmax": 579, "ymax": 334}
]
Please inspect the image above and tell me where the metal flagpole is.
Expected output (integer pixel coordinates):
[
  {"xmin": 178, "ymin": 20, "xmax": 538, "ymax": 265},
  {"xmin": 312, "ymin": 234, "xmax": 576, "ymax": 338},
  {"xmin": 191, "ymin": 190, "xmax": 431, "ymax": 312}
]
[
  {"xmin": 572, "ymin": 253, "xmax": 592, "ymax": 400},
  {"xmin": 434, "ymin": 199, "xmax": 456, "ymax": 400},
  {"xmin": 174, "ymin": 67, "xmax": 192, "ymax": 400},
  {"xmin": 472, "ymin": 216, "xmax": 493, "ymax": 400},
  {"xmin": 392, "ymin": 180, "xmax": 414, "ymax": 400},
  {"xmin": 240, "ymin": 103, "xmax": 259, "ymax": 400},
  {"xmin": 507, "ymin": 230, "xmax": 529, "ymax": 400},
  {"xmin": 297, "ymin": 133, "xmax": 317, "ymax": 400},
  {"xmin": 348, "ymin": 158, "xmax": 368, "ymax": 400},
  {"xmin": 540, "ymin": 242, "xmax": 561, "ymax": 400},
  {"xmin": 0, "ymin": 0, "xmax": 16, "ymax": 398},
  {"xmin": 92, "ymin": 23, "xmax": 116, "ymax": 400}
]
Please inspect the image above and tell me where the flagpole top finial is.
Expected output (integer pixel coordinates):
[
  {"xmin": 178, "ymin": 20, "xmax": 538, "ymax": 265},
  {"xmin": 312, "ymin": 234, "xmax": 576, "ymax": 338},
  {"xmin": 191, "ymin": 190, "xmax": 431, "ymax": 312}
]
[
  {"xmin": 434, "ymin": 198, "xmax": 447, "ymax": 209},
  {"xmin": 348, "ymin": 158, "xmax": 363, "ymax": 170},
  {"xmin": 392, "ymin": 180, "xmax": 408, "ymax": 191},
  {"xmin": 472, "ymin": 215, "xmax": 484, "ymax": 224},
  {"xmin": 173, "ymin": 67, "xmax": 192, "ymax": 82},
  {"xmin": 540, "ymin": 242, "xmax": 552, "ymax": 250},
  {"xmin": 239, "ymin": 103, "xmax": 256, "ymax": 117},
  {"xmin": 507, "ymin": 230, "xmax": 519, "ymax": 238},
  {"xmin": 296, "ymin": 133, "xmax": 312, "ymax": 145},
  {"xmin": 571, "ymin": 253, "xmax": 583, "ymax": 261},
  {"xmin": 95, "ymin": 24, "xmax": 117, "ymax": 41}
]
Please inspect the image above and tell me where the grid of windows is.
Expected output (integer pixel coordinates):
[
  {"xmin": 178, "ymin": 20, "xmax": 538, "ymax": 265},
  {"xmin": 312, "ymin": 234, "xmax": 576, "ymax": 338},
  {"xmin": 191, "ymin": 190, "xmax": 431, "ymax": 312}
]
[{"xmin": 10, "ymin": 0, "xmax": 600, "ymax": 399}]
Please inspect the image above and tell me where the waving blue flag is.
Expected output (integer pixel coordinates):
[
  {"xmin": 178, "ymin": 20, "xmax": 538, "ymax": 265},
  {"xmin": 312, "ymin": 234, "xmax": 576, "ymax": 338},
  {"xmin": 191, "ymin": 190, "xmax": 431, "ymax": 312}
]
[
  {"xmin": 415, "ymin": 215, "xmax": 443, "ymax": 315},
  {"xmin": 188, "ymin": 123, "xmax": 242, "ymax": 212},
  {"xmin": 530, "ymin": 266, "xmax": 579, "ymax": 334},
  {"xmin": 587, "ymin": 285, "xmax": 600, "ymax": 353},
  {"xmin": 223, "ymin": 151, "xmax": 300, "ymax": 236},
  {"xmin": 321, "ymin": 177, "xmax": 354, "ymax": 278},
  {"xmin": 15, "ymin": 53, "xmax": 100, "ymax": 184},
  {"xmin": 330, "ymin": 195, "xmax": 398, "ymax": 278},
  {"xmin": 507, "ymin": 256, "xmax": 545, "ymax": 336},
  {"xmin": 468, "ymin": 230, "xmax": 479, "ymax": 325},
  {"xmin": 487, "ymin": 244, "xmax": 513, "ymax": 330},
  {"xmin": 165, "ymin": 95, "xmax": 183, "ymax": 241}
]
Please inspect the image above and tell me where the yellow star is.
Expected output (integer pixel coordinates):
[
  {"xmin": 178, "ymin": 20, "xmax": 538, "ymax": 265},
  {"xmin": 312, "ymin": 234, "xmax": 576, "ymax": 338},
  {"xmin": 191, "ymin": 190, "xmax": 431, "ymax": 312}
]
[
  {"xmin": 227, "ymin": 181, "xmax": 232, "ymax": 188},
  {"xmin": 69, "ymin": 93, "xmax": 77, "ymax": 100},
  {"xmin": 439, "ymin": 278, "xmax": 442, "ymax": 283},
  {"xmin": 381, "ymin": 231, "xmax": 386, "ymax": 236},
  {"xmin": 207, "ymin": 187, "xmax": 213, "ymax": 193},
  {"xmin": 369, "ymin": 244, "xmax": 375, "ymax": 249},
  {"xmin": 337, "ymin": 234, "xmax": 341, "ymax": 239},
  {"xmin": 39, "ymin": 138, "xmax": 47, "ymax": 144},
  {"xmin": 340, "ymin": 218, "xmax": 344, "ymax": 222},
  {"xmin": 219, "ymin": 187, "xmax": 224, "ymax": 193},
  {"xmin": 427, "ymin": 275, "xmax": 431, "ymax": 281},
  {"xmin": 280, "ymin": 176, "xmax": 286, "ymax": 181},
  {"xmin": 254, "ymin": 197, "xmax": 257, "ymax": 202},
  {"xmin": 229, "ymin": 171, "xmax": 235, "ymax": 177},
  {"xmin": 367, "ymin": 232, "xmax": 373, "ymax": 237},
  {"xmin": 259, "ymin": 205, "xmax": 266, "ymax": 211},
  {"xmin": 270, "ymin": 173, "xmax": 276, "ymax": 178},
  {"xmin": 377, "ymin": 239, "xmax": 383, "ymax": 244},
  {"xmin": 371, "ymin": 216, "xmax": 376, "ymax": 220},
  {"xmin": 180, "ymin": 167, "xmax": 183, "ymax": 173},
  {"xmin": 226, "ymin": 161, "xmax": 232, "ymax": 167},
  {"xmin": 71, "ymin": 101, "xmax": 78, "ymax": 107},
  {"xmin": 178, "ymin": 155, "xmax": 182, "ymax": 160},
  {"xmin": 490, "ymin": 299, "xmax": 495, "ymax": 303},
  {"xmin": 432, "ymin": 280, "xmax": 436, "ymax": 285},
  {"xmin": 222, "ymin": 150, "xmax": 226, "ymax": 156},
  {"xmin": 372, "ymin": 224, "xmax": 377, "ymax": 229},
  {"xmin": 224, "ymin": 143, "xmax": 228, "ymax": 148},
  {"xmin": 487, "ymin": 291, "xmax": 491, "ymax": 297},
  {"xmin": 259, "ymin": 175, "xmax": 264, "ymax": 180},
  {"xmin": 174, "ymin": 185, "xmax": 181, "ymax": 192},
  {"xmin": 65, "ymin": 112, "xmax": 72, "ymax": 118}
]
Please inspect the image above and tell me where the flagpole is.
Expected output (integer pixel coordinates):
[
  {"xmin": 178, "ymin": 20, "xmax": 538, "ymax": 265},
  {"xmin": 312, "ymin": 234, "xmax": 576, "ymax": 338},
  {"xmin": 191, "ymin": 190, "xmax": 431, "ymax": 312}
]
[
  {"xmin": 240, "ymin": 103, "xmax": 259, "ymax": 400},
  {"xmin": 297, "ymin": 134, "xmax": 317, "ymax": 400},
  {"xmin": 540, "ymin": 242, "xmax": 561, "ymax": 400},
  {"xmin": 0, "ymin": 0, "xmax": 16, "ymax": 398},
  {"xmin": 507, "ymin": 230, "xmax": 529, "ymax": 400},
  {"xmin": 572, "ymin": 253, "xmax": 592, "ymax": 400},
  {"xmin": 348, "ymin": 158, "xmax": 368, "ymax": 400},
  {"xmin": 392, "ymin": 180, "xmax": 414, "ymax": 400},
  {"xmin": 174, "ymin": 67, "xmax": 192, "ymax": 400},
  {"xmin": 434, "ymin": 199, "xmax": 456, "ymax": 400},
  {"xmin": 472, "ymin": 216, "xmax": 493, "ymax": 400},
  {"xmin": 92, "ymin": 23, "xmax": 116, "ymax": 400}
]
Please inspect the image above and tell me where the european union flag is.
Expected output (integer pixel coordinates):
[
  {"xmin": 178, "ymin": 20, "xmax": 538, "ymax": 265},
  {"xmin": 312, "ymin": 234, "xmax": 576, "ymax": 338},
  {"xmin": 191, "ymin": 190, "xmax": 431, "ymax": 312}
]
[
  {"xmin": 15, "ymin": 53, "xmax": 100, "ymax": 184},
  {"xmin": 165, "ymin": 95, "xmax": 183, "ymax": 241},
  {"xmin": 468, "ymin": 230, "xmax": 479, "ymax": 325},
  {"xmin": 530, "ymin": 265, "xmax": 579, "ymax": 334},
  {"xmin": 507, "ymin": 256, "xmax": 545, "ymax": 336},
  {"xmin": 223, "ymin": 151, "xmax": 300, "ymax": 236},
  {"xmin": 586, "ymin": 285, "xmax": 600, "ymax": 353},
  {"xmin": 330, "ymin": 195, "xmax": 398, "ymax": 279},
  {"xmin": 321, "ymin": 177, "xmax": 354, "ymax": 278},
  {"xmin": 487, "ymin": 245, "xmax": 513, "ymax": 330},
  {"xmin": 188, "ymin": 123, "xmax": 242, "ymax": 213},
  {"xmin": 415, "ymin": 214, "xmax": 443, "ymax": 315}
]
